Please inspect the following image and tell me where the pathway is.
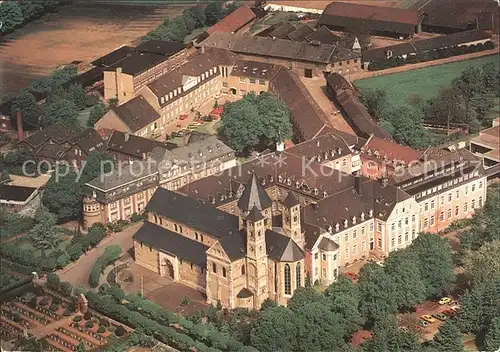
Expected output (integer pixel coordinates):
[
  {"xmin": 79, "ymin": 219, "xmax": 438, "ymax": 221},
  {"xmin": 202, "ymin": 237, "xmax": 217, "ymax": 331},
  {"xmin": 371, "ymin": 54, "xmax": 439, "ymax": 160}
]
[
  {"xmin": 30, "ymin": 316, "xmax": 73, "ymax": 339},
  {"xmin": 56, "ymin": 222, "xmax": 142, "ymax": 288}
]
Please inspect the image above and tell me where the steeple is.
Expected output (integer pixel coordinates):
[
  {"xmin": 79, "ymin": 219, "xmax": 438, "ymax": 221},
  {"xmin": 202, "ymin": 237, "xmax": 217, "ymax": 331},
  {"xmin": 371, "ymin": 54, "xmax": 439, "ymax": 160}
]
[
  {"xmin": 238, "ymin": 172, "xmax": 272, "ymax": 212},
  {"xmin": 281, "ymin": 191, "xmax": 303, "ymax": 248}
]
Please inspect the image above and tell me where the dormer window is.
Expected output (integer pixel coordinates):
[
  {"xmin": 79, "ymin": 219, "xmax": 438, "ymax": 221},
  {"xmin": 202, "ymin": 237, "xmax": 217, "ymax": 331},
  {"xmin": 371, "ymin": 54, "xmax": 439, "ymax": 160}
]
[
  {"xmin": 202, "ymin": 73, "xmax": 205, "ymax": 80},
  {"xmin": 328, "ymin": 225, "xmax": 332, "ymax": 233},
  {"xmin": 174, "ymin": 90, "xmax": 177, "ymax": 97},
  {"xmin": 344, "ymin": 219, "xmax": 348, "ymax": 228},
  {"xmin": 369, "ymin": 209, "xmax": 373, "ymax": 217},
  {"xmin": 177, "ymin": 87, "xmax": 181, "ymax": 94},
  {"xmin": 335, "ymin": 223, "xmax": 340, "ymax": 232},
  {"xmin": 352, "ymin": 216, "xmax": 356, "ymax": 224},
  {"xmin": 360, "ymin": 212, "xmax": 365, "ymax": 221},
  {"xmin": 169, "ymin": 92, "xmax": 173, "ymax": 99},
  {"xmin": 385, "ymin": 49, "xmax": 393, "ymax": 59},
  {"xmin": 160, "ymin": 97, "xmax": 164, "ymax": 104}
]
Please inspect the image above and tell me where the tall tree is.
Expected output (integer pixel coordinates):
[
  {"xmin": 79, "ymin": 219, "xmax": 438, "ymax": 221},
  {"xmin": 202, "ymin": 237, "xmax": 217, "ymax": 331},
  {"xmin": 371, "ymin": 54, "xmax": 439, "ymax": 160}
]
[
  {"xmin": 481, "ymin": 62, "xmax": 500, "ymax": 97},
  {"xmin": 0, "ymin": 1, "xmax": 24, "ymax": 34},
  {"xmin": 287, "ymin": 287, "xmax": 325, "ymax": 312},
  {"xmin": 410, "ymin": 233, "xmax": 455, "ymax": 298},
  {"xmin": 18, "ymin": 1, "xmax": 44, "ymax": 21},
  {"xmin": 10, "ymin": 90, "xmax": 41, "ymax": 130},
  {"xmin": 357, "ymin": 263, "xmax": 397, "ymax": 324},
  {"xmin": 484, "ymin": 317, "xmax": 500, "ymax": 352},
  {"xmin": 325, "ymin": 275, "xmax": 364, "ymax": 334},
  {"xmin": 79, "ymin": 151, "xmax": 114, "ymax": 185},
  {"xmin": 426, "ymin": 87, "xmax": 466, "ymax": 134},
  {"xmin": 379, "ymin": 105, "xmax": 429, "ymax": 149},
  {"xmin": 29, "ymin": 210, "xmax": 61, "ymax": 258},
  {"xmin": 205, "ymin": 1, "xmax": 223, "ymax": 26},
  {"xmin": 432, "ymin": 321, "xmax": 464, "ymax": 352},
  {"xmin": 250, "ymin": 306, "xmax": 297, "ymax": 352},
  {"xmin": 42, "ymin": 99, "xmax": 79, "ymax": 126},
  {"xmin": 359, "ymin": 88, "xmax": 388, "ymax": 121},
  {"xmin": 256, "ymin": 92, "xmax": 293, "ymax": 145},
  {"xmin": 183, "ymin": 6, "xmax": 206, "ymax": 28},
  {"xmin": 362, "ymin": 315, "xmax": 421, "ymax": 352},
  {"xmin": 384, "ymin": 249, "xmax": 426, "ymax": 311},
  {"xmin": 42, "ymin": 167, "xmax": 84, "ymax": 221},
  {"xmin": 68, "ymin": 84, "xmax": 87, "ymax": 110},
  {"xmin": 87, "ymin": 102, "xmax": 108, "ymax": 127},
  {"xmin": 463, "ymin": 240, "xmax": 500, "ymax": 286}
]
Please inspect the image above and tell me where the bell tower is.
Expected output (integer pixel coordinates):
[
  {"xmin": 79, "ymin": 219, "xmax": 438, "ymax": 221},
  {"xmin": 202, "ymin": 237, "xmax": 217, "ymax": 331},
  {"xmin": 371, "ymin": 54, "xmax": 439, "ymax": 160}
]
[
  {"xmin": 281, "ymin": 191, "xmax": 303, "ymax": 248},
  {"xmin": 237, "ymin": 172, "xmax": 272, "ymax": 230}
]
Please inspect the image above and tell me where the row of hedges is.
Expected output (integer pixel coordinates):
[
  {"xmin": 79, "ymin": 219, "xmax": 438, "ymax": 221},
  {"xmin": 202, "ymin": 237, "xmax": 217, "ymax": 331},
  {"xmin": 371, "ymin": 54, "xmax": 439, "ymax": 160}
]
[
  {"xmin": 0, "ymin": 212, "xmax": 36, "ymax": 239},
  {"xmin": 102, "ymin": 286, "xmax": 251, "ymax": 352},
  {"xmin": 89, "ymin": 245, "xmax": 123, "ymax": 288},
  {"xmin": 368, "ymin": 41, "xmax": 495, "ymax": 71}
]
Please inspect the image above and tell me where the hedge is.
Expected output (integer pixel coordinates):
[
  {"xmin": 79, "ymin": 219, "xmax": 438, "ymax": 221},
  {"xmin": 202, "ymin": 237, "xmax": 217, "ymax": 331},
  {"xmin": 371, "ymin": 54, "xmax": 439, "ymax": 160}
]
[
  {"xmin": 368, "ymin": 41, "xmax": 495, "ymax": 71},
  {"xmin": 0, "ymin": 212, "xmax": 35, "ymax": 239},
  {"xmin": 89, "ymin": 245, "xmax": 123, "ymax": 288}
]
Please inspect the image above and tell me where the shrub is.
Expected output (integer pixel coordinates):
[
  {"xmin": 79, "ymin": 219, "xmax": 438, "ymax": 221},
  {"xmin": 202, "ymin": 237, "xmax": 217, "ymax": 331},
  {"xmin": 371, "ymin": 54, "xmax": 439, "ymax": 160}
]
[
  {"xmin": 50, "ymin": 304, "xmax": 58, "ymax": 311},
  {"xmin": 86, "ymin": 321, "xmax": 94, "ymax": 329},
  {"xmin": 115, "ymin": 325, "xmax": 126, "ymax": 337},
  {"xmin": 38, "ymin": 297, "xmax": 49, "ymax": 306},
  {"xmin": 84, "ymin": 311, "xmax": 92, "ymax": 320},
  {"xmin": 89, "ymin": 245, "xmax": 122, "ymax": 288},
  {"xmin": 63, "ymin": 309, "xmax": 71, "ymax": 316},
  {"xmin": 99, "ymin": 318, "xmax": 109, "ymax": 327},
  {"xmin": 130, "ymin": 213, "xmax": 144, "ymax": 222},
  {"xmin": 74, "ymin": 315, "xmax": 82, "ymax": 322},
  {"xmin": 46, "ymin": 273, "xmax": 60, "ymax": 290},
  {"xmin": 97, "ymin": 325, "xmax": 106, "ymax": 333}
]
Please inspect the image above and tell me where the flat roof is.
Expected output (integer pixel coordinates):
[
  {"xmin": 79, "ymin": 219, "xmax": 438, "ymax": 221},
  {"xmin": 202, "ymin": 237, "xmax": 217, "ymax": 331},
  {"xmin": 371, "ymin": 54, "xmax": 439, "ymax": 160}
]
[{"xmin": 0, "ymin": 185, "xmax": 38, "ymax": 202}]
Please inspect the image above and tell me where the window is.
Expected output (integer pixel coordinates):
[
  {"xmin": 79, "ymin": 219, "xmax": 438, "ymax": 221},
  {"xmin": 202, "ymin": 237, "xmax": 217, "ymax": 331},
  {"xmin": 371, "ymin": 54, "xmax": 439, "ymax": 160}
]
[
  {"xmin": 464, "ymin": 202, "xmax": 468, "ymax": 212},
  {"xmin": 370, "ymin": 223, "xmax": 374, "ymax": 232},
  {"xmin": 345, "ymin": 234, "xmax": 349, "ymax": 242},
  {"xmin": 353, "ymin": 245, "xmax": 357, "ymax": 255},
  {"xmin": 362, "ymin": 226, "xmax": 366, "ymax": 235},
  {"xmin": 465, "ymin": 186, "xmax": 468, "ymax": 195},
  {"xmin": 405, "ymin": 232, "xmax": 409, "ymax": 242},
  {"xmin": 479, "ymin": 197, "xmax": 483, "ymax": 207},
  {"xmin": 391, "ymin": 223, "xmax": 395, "ymax": 231},
  {"xmin": 377, "ymin": 222, "xmax": 382, "ymax": 233},
  {"xmin": 424, "ymin": 218, "xmax": 428, "ymax": 228},
  {"xmin": 239, "ymin": 77, "xmax": 246, "ymax": 83},
  {"xmin": 440, "ymin": 195, "xmax": 444, "ymax": 205},
  {"xmin": 249, "ymin": 78, "xmax": 256, "ymax": 84},
  {"xmin": 479, "ymin": 181, "xmax": 483, "ymax": 189},
  {"xmin": 456, "ymin": 190, "xmax": 460, "ymax": 199},
  {"xmin": 378, "ymin": 238, "xmax": 382, "ymax": 249},
  {"xmin": 322, "ymin": 254, "xmax": 327, "ymax": 261},
  {"xmin": 412, "ymin": 229, "xmax": 416, "ymax": 238},
  {"xmin": 296, "ymin": 263, "xmax": 301, "ymax": 288},
  {"xmin": 284, "ymin": 264, "xmax": 291, "ymax": 295},
  {"xmin": 353, "ymin": 230, "xmax": 357, "ymax": 239},
  {"xmin": 398, "ymin": 220, "xmax": 402, "ymax": 228},
  {"xmin": 448, "ymin": 193, "xmax": 452, "ymax": 202},
  {"xmin": 472, "ymin": 199, "xmax": 476, "ymax": 209},
  {"xmin": 222, "ymin": 82, "xmax": 228, "ymax": 88},
  {"xmin": 241, "ymin": 265, "xmax": 245, "ymax": 275},
  {"xmin": 472, "ymin": 184, "xmax": 476, "ymax": 192},
  {"xmin": 333, "ymin": 254, "xmax": 338, "ymax": 261},
  {"xmin": 405, "ymin": 217, "xmax": 409, "ymax": 225},
  {"xmin": 431, "ymin": 200, "xmax": 435, "ymax": 209},
  {"xmin": 212, "ymin": 263, "xmax": 217, "ymax": 273},
  {"xmin": 440, "ymin": 211, "xmax": 444, "ymax": 222},
  {"xmin": 344, "ymin": 248, "xmax": 349, "ymax": 259},
  {"xmin": 259, "ymin": 79, "xmax": 265, "ymax": 85},
  {"xmin": 322, "ymin": 268, "xmax": 326, "ymax": 277},
  {"xmin": 447, "ymin": 209, "xmax": 452, "ymax": 219},
  {"xmin": 412, "ymin": 215, "xmax": 415, "ymax": 223},
  {"xmin": 455, "ymin": 205, "xmax": 459, "ymax": 216},
  {"xmin": 398, "ymin": 234, "xmax": 402, "ymax": 244},
  {"xmin": 425, "ymin": 202, "xmax": 429, "ymax": 211},
  {"xmin": 222, "ymin": 267, "xmax": 227, "ymax": 278},
  {"xmin": 362, "ymin": 241, "xmax": 366, "ymax": 251},
  {"xmin": 391, "ymin": 238, "xmax": 395, "ymax": 248},
  {"xmin": 314, "ymin": 253, "xmax": 319, "ymax": 260},
  {"xmin": 430, "ymin": 215, "xmax": 435, "ymax": 226},
  {"xmin": 240, "ymin": 89, "xmax": 246, "ymax": 96}
]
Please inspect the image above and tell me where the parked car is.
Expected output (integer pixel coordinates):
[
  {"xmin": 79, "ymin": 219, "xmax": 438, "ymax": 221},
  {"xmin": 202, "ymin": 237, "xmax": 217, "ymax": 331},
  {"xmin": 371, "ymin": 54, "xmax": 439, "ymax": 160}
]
[
  {"xmin": 421, "ymin": 315, "xmax": 437, "ymax": 323},
  {"xmin": 438, "ymin": 297, "xmax": 452, "ymax": 305},
  {"xmin": 432, "ymin": 313, "xmax": 448, "ymax": 321},
  {"xmin": 442, "ymin": 309, "xmax": 456, "ymax": 317},
  {"xmin": 398, "ymin": 326, "xmax": 409, "ymax": 333},
  {"xmin": 419, "ymin": 320, "xmax": 429, "ymax": 328},
  {"xmin": 344, "ymin": 272, "xmax": 359, "ymax": 282},
  {"xmin": 179, "ymin": 114, "xmax": 188, "ymax": 120}
]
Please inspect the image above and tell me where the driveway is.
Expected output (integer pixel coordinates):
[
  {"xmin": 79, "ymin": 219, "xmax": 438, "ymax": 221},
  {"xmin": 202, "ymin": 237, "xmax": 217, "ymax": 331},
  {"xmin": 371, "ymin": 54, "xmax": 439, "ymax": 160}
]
[{"xmin": 56, "ymin": 222, "xmax": 142, "ymax": 288}]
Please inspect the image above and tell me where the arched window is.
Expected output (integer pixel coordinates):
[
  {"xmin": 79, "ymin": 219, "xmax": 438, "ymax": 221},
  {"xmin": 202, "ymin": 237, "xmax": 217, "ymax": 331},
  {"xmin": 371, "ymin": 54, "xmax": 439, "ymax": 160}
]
[
  {"xmin": 241, "ymin": 265, "xmax": 246, "ymax": 275},
  {"xmin": 284, "ymin": 264, "xmax": 291, "ymax": 295},
  {"xmin": 200, "ymin": 234, "xmax": 204, "ymax": 242},
  {"xmin": 222, "ymin": 267, "xmax": 227, "ymax": 278},
  {"xmin": 179, "ymin": 225, "xmax": 183, "ymax": 233},
  {"xmin": 174, "ymin": 224, "xmax": 178, "ymax": 232},
  {"xmin": 296, "ymin": 262, "xmax": 301, "ymax": 289},
  {"xmin": 154, "ymin": 215, "xmax": 158, "ymax": 223},
  {"xmin": 212, "ymin": 263, "xmax": 217, "ymax": 273},
  {"xmin": 195, "ymin": 232, "xmax": 199, "ymax": 241}
]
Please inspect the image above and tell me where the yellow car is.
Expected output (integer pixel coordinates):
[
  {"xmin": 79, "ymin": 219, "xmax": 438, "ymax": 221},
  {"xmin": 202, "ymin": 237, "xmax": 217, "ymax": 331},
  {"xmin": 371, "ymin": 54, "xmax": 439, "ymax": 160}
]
[
  {"xmin": 438, "ymin": 297, "xmax": 452, "ymax": 305},
  {"xmin": 421, "ymin": 315, "xmax": 437, "ymax": 323}
]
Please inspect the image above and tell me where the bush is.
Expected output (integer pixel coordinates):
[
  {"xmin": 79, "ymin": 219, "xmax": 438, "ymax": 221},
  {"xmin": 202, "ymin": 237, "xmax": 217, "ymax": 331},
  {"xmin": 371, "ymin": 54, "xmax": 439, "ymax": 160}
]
[
  {"xmin": 99, "ymin": 318, "xmax": 109, "ymax": 327},
  {"xmin": 86, "ymin": 321, "xmax": 94, "ymax": 329},
  {"xmin": 50, "ymin": 303, "xmax": 58, "ymax": 312},
  {"xmin": 115, "ymin": 325, "xmax": 126, "ymax": 337},
  {"xmin": 46, "ymin": 273, "xmax": 60, "ymax": 290},
  {"xmin": 63, "ymin": 309, "xmax": 71, "ymax": 316},
  {"xmin": 38, "ymin": 297, "xmax": 49, "ymax": 306},
  {"xmin": 89, "ymin": 245, "xmax": 122, "ymax": 288},
  {"xmin": 74, "ymin": 315, "xmax": 82, "ymax": 322},
  {"xmin": 130, "ymin": 213, "xmax": 144, "ymax": 222},
  {"xmin": 84, "ymin": 311, "xmax": 92, "ymax": 320},
  {"xmin": 97, "ymin": 325, "xmax": 106, "ymax": 333}
]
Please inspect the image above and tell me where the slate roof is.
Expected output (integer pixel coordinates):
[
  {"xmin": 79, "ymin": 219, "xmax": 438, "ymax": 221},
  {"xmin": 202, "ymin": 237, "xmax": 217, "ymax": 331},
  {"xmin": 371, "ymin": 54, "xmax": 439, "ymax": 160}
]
[
  {"xmin": 199, "ymin": 32, "xmax": 360, "ymax": 64},
  {"xmin": 305, "ymin": 26, "xmax": 340, "ymax": 45},
  {"xmin": 133, "ymin": 222, "xmax": 209, "ymax": 267},
  {"xmin": 105, "ymin": 130, "xmax": 167, "ymax": 158},
  {"xmin": 22, "ymin": 124, "xmax": 83, "ymax": 148},
  {"xmin": 69, "ymin": 128, "xmax": 105, "ymax": 154},
  {"xmin": 230, "ymin": 60, "xmax": 280, "ymax": 80},
  {"xmin": 319, "ymin": 2, "xmax": 422, "ymax": 35},
  {"xmin": 103, "ymin": 52, "xmax": 166, "ymax": 76},
  {"xmin": 318, "ymin": 237, "xmax": 339, "ymax": 252},
  {"xmin": 36, "ymin": 143, "xmax": 70, "ymax": 159},
  {"xmin": 362, "ymin": 136, "xmax": 421, "ymax": 164},
  {"xmin": 86, "ymin": 161, "xmax": 156, "ymax": 192},
  {"xmin": 288, "ymin": 24, "xmax": 314, "ymax": 42},
  {"xmin": 135, "ymin": 40, "xmax": 186, "ymax": 57},
  {"xmin": 281, "ymin": 191, "xmax": 300, "ymax": 208},
  {"xmin": 206, "ymin": 5, "xmax": 256, "ymax": 35},
  {"xmin": 266, "ymin": 229, "xmax": 304, "ymax": 261},
  {"xmin": 0, "ymin": 185, "xmax": 37, "ymax": 202},
  {"xmin": 269, "ymin": 23, "xmax": 296, "ymax": 39},
  {"xmin": 237, "ymin": 172, "xmax": 273, "ymax": 211},
  {"xmin": 421, "ymin": 0, "xmax": 495, "ymax": 30},
  {"xmin": 247, "ymin": 206, "xmax": 265, "ymax": 222},
  {"xmin": 326, "ymin": 73, "xmax": 354, "ymax": 94},
  {"xmin": 91, "ymin": 46, "xmax": 134, "ymax": 68},
  {"xmin": 112, "ymin": 96, "xmax": 160, "ymax": 132},
  {"xmin": 236, "ymin": 287, "xmax": 254, "ymax": 298},
  {"xmin": 146, "ymin": 187, "xmax": 246, "ymax": 260},
  {"xmin": 302, "ymin": 221, "xmax": 325, "ymax": 251}
]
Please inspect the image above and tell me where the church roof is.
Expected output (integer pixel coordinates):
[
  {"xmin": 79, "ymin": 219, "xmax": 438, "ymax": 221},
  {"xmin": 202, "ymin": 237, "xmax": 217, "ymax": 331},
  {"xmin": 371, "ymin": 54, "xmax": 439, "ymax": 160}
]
[
  {"xmin": 237, "ymin": 172, "xmax": 272, "ymax": 211},
  {"xmin": 247, "ymin": 205, "xmax": 265, "ymax": 222},
  {"xmin": 281, "ymin": 191, "xmax": 300, "ymax": 208},
  {"xmin": 318, "ymin": 237, "xmax": 339, "ymax": 252},
  {"xmin": 237, "ymin": 287, "xmax": 254, "ymax": 298},
  {"xmin": 266, "ymin": 230, "xmax": 304, "ymax": 262}
]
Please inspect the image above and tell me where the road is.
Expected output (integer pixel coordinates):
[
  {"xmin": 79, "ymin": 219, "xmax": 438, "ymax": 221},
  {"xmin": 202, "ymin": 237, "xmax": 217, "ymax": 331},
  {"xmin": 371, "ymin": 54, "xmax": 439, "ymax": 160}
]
[{"xmin": 56, "ymin": 222, "xmax": 142, "ymax": 288}]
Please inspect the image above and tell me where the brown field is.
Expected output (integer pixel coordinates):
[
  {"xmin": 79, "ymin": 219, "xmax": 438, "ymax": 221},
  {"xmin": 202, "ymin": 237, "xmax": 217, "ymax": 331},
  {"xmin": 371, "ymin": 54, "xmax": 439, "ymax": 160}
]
[
  {"xmin": 268, "ymin": 0, "xmax": 429, "ymax": 10},
  {"xmin": 0, "ymin": 3, "xmax": 189, "ymax": 98}
]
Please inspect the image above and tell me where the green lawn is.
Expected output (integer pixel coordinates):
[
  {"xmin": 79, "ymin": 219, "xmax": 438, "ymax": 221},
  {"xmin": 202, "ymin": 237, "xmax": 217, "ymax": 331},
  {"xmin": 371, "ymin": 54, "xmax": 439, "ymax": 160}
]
[
  {"xmin": 77, "ymin": 107, "xmax": 91, "ymax": 128},
  {"xmin": 17, "ymin": 234, "xmax": 72, "ymax": 258},
  {"xmin": 354, "ymin": 55, "xmax": 500, "ymax": 107}
]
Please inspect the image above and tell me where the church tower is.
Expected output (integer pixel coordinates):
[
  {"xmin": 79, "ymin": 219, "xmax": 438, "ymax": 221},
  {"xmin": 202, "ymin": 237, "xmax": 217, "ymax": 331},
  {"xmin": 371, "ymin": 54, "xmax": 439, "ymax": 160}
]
[
  {"xmin": 237, "ymin": 172, "xmax": 272, "ymax": 230},
  {"xmin": 281, "ymin": 191, "xmax": 304, "ymax": 248}
]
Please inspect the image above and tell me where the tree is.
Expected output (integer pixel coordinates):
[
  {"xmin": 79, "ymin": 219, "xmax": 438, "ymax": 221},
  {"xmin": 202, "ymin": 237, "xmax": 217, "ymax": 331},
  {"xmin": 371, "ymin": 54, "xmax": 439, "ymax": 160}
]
[
  {"xmin": 325, "ymin": 275, "xmax": 364, "ymax": 334},
  {"xmin": 410, "ymin": 233, "xmax": 455, "ymax": 298},
  {"xmin": 426, "ymin": 87, "xmax": 466, "ymax": 134},
  {"xmin": 379, "ymin": 105, "xmax": 429, "ymax": 148},
  {"xmin": 79, "ymin": 151, "xmax": 114, "ymax": 185},
  {"xmin": 287, "ymin": 287, "xmax": 324, "ymax": 312},
  {"xmin": 42, "ymin": 99, "xmax": 79, "ymax": 126},
  {"xmin": 42, "ymin": 167, "xmax": 84, "ymax": 221},
  {"xmin": 294, "ymin": 302, "xmax": 349, "ymax": 352},
  {"xmin": 51, "ymin": 65, "xmax": 77, "ymax": 86},
  {"xmin": 10, "ymin": 90, "xmax": 41, "ymax": 130},
  {"xmin": 87, "ymin": 102, "xmax": 108, "ymax": 127},
  {"xmin": 481, "ymin": 62, "xmax": 500, "ymax": 96},
  {"xmin": 362, "ymin": 315, "xmax": 421, "ymax": 352},
  {"xmin": 184, "ymin": 6, "xmax": 206, "ymax": 28},
  {"xmin": 29, "ymin": 210, "xmax": 61, "ymax": 258},
  {"xmin": 359, "ymin": 88, "xmax": 388, "ymax": 121},
  {"xmin": 260, "ymin": 298, "xmax": 278, "ymax": 311},
  {"xmin": 256, "ymin": 92, "xmax": 293, "ymax": 145},
  {"xmin": 205, "ymin": 1, "xmax": 223, "ymax": 26},
  {"xmin": 357, "ymin": 263, "xmax": 397, "ymax": 324},
  {"xmin": 68, "ymin": 84, "xmax": 87, "ymax": 110},
  {"xmin": 250, "ymin": 306, "xmax": 297, "ymax": 352},
  {"xmin": 0, "ymin": 1, "xmax": 24, "ymax": 34},
  {"xmin": 484, "ymin": 317, "xmax": 500, "ymax": 352},
  {"xmin": 384, "ymin": 249, "xmax": 426, "ymax": 311},
  {"xmin": 18, "ymin": 1, "xmax": 44, "ymax": 21},
  {"xmin": 432, "ymin": 321, "xmax": 464, "ymax": 352},
  {"xmin": 463, "ymin": 240, "xmax": 500, "ymax": 286}
]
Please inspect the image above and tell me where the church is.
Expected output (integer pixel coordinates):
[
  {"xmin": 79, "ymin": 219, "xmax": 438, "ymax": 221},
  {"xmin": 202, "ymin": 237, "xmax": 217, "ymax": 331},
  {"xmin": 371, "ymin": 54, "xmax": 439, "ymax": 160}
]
[{"xmin": 133, "ymin": 173, "xmax": 306, "ymax": 309}]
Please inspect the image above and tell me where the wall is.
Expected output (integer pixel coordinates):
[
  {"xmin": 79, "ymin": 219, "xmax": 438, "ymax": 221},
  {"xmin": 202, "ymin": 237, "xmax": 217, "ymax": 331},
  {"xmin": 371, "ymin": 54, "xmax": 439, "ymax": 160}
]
[
  {"xmin": 104, "ymin": 70, "xmax": 135, "ymax": 104},
  {"xmin": 94, "ymin": 110, "xmax": 130, "ymax": 133},
  {"xmin": 134, "ymin": 240, "xmax": 160, "ymax": 273}
]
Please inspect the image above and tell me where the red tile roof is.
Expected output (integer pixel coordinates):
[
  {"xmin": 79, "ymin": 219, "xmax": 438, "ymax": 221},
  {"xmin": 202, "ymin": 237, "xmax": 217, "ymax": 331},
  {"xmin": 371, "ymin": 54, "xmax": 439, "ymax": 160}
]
[
  {"xmin": 323, "ymin": 2, "xmax": 421, "ymax": 25},
  {"xmin": 207, "ymin": 5, "xmax": 256, "ymax": 35},
  {"xmin": 363, "ymin": 136, "xmax": 421, "ymax": 164}
]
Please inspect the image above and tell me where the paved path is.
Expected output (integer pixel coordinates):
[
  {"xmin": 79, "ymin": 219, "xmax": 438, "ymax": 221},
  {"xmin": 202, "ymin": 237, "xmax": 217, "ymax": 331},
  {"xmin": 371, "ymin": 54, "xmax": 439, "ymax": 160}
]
[
  {"xmin": 31, "ymin": 316, "xmax": 73, "ymax": 339},
  {"xmin": 56, "ymin": 222, "xmax": 142, "ymax": 288}
]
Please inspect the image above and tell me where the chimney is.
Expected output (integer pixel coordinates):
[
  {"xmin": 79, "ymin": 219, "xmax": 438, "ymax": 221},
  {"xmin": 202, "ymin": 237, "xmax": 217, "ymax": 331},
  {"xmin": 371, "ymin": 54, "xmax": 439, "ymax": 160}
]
[
  {"xmin": 183, "ymin": 132, "xmax": 191, "ymax": 146},
  {"xmin": 354, "ymin": 174, "xmax": 362, "ymax": 195},
  {"xmin": 381, "ymin": 176, "xmax": 388, "ymax": 188},
  {"xmin": 124, "ymin": 132, "xmax": 130, "ymax": 142},
  {"xmin": 116, "ymin": 67, "xmax": 123, "ymax": 102},
  {"xmin": 16, "ymin": 111, "xmax": 23, "ymax": 142},
  {"xmin": 200, "ymin": 45, "xmax": 205, "ymax": 54}
]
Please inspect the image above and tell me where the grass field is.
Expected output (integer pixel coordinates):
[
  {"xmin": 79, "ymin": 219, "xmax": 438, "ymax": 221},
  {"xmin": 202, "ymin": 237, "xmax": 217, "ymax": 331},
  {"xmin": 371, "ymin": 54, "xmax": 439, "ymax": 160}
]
[{"xmin": 353, "ymin": 55, "xmax": 500, "ymax": 107}]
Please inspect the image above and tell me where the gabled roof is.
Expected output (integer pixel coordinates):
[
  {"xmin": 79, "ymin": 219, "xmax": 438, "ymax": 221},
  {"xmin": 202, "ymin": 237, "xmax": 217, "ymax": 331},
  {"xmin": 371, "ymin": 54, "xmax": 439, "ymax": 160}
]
[
  {"xmin": 22, "ymin": 124, "xmax": 83, "ymax": 148},
  {"xmin": 112, "ymin": 96, "xmax": 160, "ymax": 133},
  {"xmin": 306, "ymin": 26, "xmax": 340, "ymax": 45},
  {"xmin": 269, "ymin": 23, "xmax": 296, "ymax": 39},
  {"xmin": 91, "ymin": 45, "xmax": 134, "ymax": 67},
  {"xmin": 288, "ymin": 24, "xmax": 314, "ymax": 42},
  {"xmin": 318, "ymin": 237, "xmax": 339, "ymax": 252},
  {"xmin": 363, "ymin": 136, "xmax": 421, "ymax": 164},
  {"xmin": 281, "ymin": 191, "xmax": 300, "ymax": 208},
  {"xmin": 207, "ymin": 5, "xmax": 256, "ymax": 35},
  {"xmin": 247, "ymin": 205, "xmax": 265, "ymax": 222},
  {"xmin": 326, "ymin": 73, "xmax": 354, "ymax": 94},
  {"xmin": 237, "ymin": 172, "xmax": 273, "ymax": 211},
  {"xmin": 103, "ymin": 52, "xmax": 166, "ymax": 76},
  {"xmin": 105, "ymin": 130, "xmax": 167, "ymax": 158},
  {"xmin": 133, "ymin": 222, "xmax": 209, "ymax": 267},
  {"xmin": 70, "ymin": 128, "xmax": 105, "ymax": 154},
  {"xmin": 266, "ymin": 229, "xmax": 304, "ymax": 262},
  {"xmin": 135, "ymin": 40, "xmax": 186, "ymax": 57}
]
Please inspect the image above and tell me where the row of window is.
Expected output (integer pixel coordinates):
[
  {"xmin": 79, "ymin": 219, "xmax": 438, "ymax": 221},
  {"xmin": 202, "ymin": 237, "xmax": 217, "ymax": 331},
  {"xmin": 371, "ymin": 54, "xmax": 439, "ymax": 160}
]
[
  {"xmin": 390, "ymin": 229, "xmax": 417, "ymax": 249},
  {"xmin": 159, "ymin": 67, "xmax": 218, "ymax": 104},
  {"xmin": 423, "ymin": 197, "xmax": 482, "ymax": 228},
  {"xmin": 284, "ymin": 263, "xmax": 301, "ymax": 295},
  {"xmin": 390, "ymin": 215, "xmax": 417, "ymax": 232},
  {"xmin": 415, "ymin": 174, "xmax": 482, "ymax": 200},
  {"xmin": 238, "ymin": 77, "xmax": 266, "ymax": 85}
]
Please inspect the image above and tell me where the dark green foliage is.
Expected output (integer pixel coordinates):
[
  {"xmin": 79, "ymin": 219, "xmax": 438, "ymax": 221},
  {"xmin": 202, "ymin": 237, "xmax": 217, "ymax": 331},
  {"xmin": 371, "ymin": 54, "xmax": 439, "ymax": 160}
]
[
  {"xmin": 220, "ymin": 92, "xmax": 292, "ymax": 153},
  {"xmin": 362, "ymin": 315, "xmax": 421, "ymax": 352},
  {"xmin": 0, "ymin": 212, "xmax": 36, "ymax": 239},
  {"xmin": 115, "ymin": 325, "xmax": 126, "ymax": 337},
  {"xmin": 29, "ymin": 210, "xmax": 60, "ymax": 258},
  {"xmin": 260, "ymin": 298, "xmax": 278, "ymax": 311},
  {"xmin": 287, "ymin": 287, "xmax": 325, "ymax": 312},
  {"xmin": 97, "ymin": 325, "xmax": 106, "ymax": 333},
  {"xmin": 250, "ymin": 306, "xmax": 298, "ymax": 352},
  {"xmin": 0, "ymin": 1, "xmax": 24, "ymax": 33},
  {"xmin": 484, "ymin": 317, "xmax": 500, "ymax": 352},
  {"xmin": 358, "ymin": 88, "xmax": 387, "ymax": 121},
  {"xmin": 43, "ymin": 167, "xmax": 83, "ymax": 221},
  {"xmin": 42, "ymin": 98, "xmax": 78, "ymax": 126},
  {"xmin": 79, "ymin": 151, "xmax": 114, "ymax": 185},
  {"xmin": 89, "ymin": 245, "xmax": 122, "ymax": 287},
  {"xmin": 205, "ymin": 2, "xmax": 223, "ymax": 26},
  {"xmin": 46, "ymin": 273, "xmax": 60, "ymax": 290},
  {"xmin": 88, "ymin": 102, "xmax": 108, "ymax": 127},
  {"xmin": 379, "ymin": 105, "xmax": 429, "ymax": 148},
  {"xmin": 10, "ymin": 90, "xmax": 41, "ymax": 130},
  {"xmin": 433, "ymin": 321, "xmax": 464, "ymax": 352},
  {"xmin": 68, "ymin": 84, "xmax": 87, "ymax": 110},
  {"xmin": 73, "ymin": 315, "xmax": 82, "ymax": 322}
]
